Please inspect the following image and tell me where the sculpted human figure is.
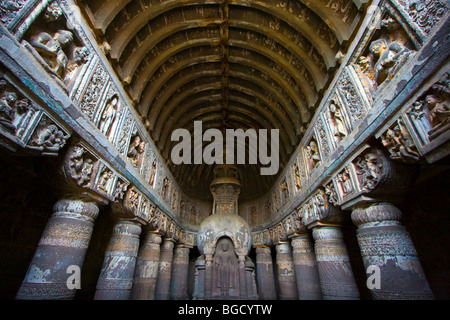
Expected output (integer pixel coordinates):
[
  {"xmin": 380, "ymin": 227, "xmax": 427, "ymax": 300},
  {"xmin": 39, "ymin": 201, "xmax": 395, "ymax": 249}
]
[
  {"xmin": 127, "ymin": 135, "xmax": 145, "ymax": 167},
  {"xmin": 29, "ymin": 29, "xmax": 74, "ymax": 79},
  {"xmin": 369, "ymin": 38, "xmax": 413, "ymax": 85},
  {"xmin": 426, "ymin": 93, "xmax": 450, "ymax": 139},
  {"xmin": 30, "ymin": 124, "xmax": 68, "ymax": 153},
  {"xmin": 0, "ymin": 90, "xmax": 17, "ymax": 131},
  {"xmin": 306, "ymin": 140, "xmax": 321, "ymax": 168},
  {"xmin": 212, "ymin": 238, "xmax": 238, "ymax": 297},
  {"xmin": 329, "ymin": 102, "xmax": 347, "ymax": 141},
  {"xmin": 99, "ymin": 96, "xmax": 118, "ymax": 137}
]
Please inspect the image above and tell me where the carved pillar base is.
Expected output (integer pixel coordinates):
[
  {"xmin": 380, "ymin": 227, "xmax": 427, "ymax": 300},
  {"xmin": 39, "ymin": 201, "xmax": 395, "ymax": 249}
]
[
  {"xmin": 275, "ymin": 241, "xmax": 298, "ymax": 300},
  {"xmin": 255, "ymin": 246, "xmax": 277, "ymax": 300},
  {"xmin": 352, "ymin": 203, "xmax": 434, "ymax": 300},
  {"xmin": 154, "ymin": 238, "xmax": 175, "ymax": 300},
  {"xmin": 291, "ymin": 234, "xmax": 323, "ymax": 300},
  {"xmin": 170, "ymin": 245, "xmax": 191, "ymax": 300},
  {"xmin": 16, "ymin": 199, "xmax": 99, "ymax": 300},
  {"xmin": 95, "ymin": 220, "xmax": 141, "ymax": 300},
  {"xmin": 313, "ymin": 226, "xmax": 360, "ymax": 300},
  {"xmin": 131, "ymin": 231, "xmax": 162, "ymax": 300}
]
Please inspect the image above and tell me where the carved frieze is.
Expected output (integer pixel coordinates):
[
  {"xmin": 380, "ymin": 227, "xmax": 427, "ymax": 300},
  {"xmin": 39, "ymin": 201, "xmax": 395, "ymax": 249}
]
[
  {"xmin": 380, "ymin": 117, "xmax": 422, "ymax": 162},
  {"xmin": 354, "ymin": 150, "xmax": 385, "ymax": 193},
  {"xmin": 19, "ymin": 1, "xmax": 90, "ymax": 92},
  {"xmin": 65, "ymin": 144, "xmax": 98, "ymax": 188},
  {"xmin": 395, "ymin": 0, "xmax": 449, "ymax": 38},
  {"xmin": 0, "ymin": 0, "xmax": 28, "ymax": 28},
  {"xmin": 298, "ymin": 189, "xmax": 329, "ymax": 227}
]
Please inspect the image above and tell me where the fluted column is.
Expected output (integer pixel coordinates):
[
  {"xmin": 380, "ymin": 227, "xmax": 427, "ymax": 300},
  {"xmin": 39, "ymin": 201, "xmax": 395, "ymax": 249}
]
[
  {"xmin": 131, "ymin": 231, "xmax": 162, "ymax": 300},
  {"xmin": 313, "ymin": 226, "xmax": 359, "ymax": 300},
  {"xmin": 16, "ymin": 199, "xmax": 99, "ymax": 300},
  {"xmin": 275, "ymin": 241, "xmax": 298, "ymax": 300},
  {"xmin": 255, "ymin": 246, "xmax": 277, "ymax": 300},
  {"xmin": 170, "ymin": 245, "xmax": 191, "ymax": 300},
  {"xmin": 95, "ymin": 220, "xmax": 142, "ymax": 300},
  {"xmin": 291, "ymin": 234, "xmax": 323, "ymax": 300},
  {"xmin": 352, "ymin": 202, "xmax": 433, "ymax": 299},
  {"xmin": 154, "ymin": 238, "xmax": 175, "ymax": 300}
]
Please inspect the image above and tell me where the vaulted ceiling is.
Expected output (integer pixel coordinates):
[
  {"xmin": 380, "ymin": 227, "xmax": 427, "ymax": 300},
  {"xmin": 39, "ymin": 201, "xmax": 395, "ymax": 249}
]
[{"xmin": 80, "ymin": 0, "xmax": 367, "ymax": 201}]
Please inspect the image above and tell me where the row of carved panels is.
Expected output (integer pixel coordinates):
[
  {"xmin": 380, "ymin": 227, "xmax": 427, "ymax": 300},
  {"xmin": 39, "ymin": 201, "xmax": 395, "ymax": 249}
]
[
  {"xmin": 0, "ymin": 0, "xmax": 211, "ymax": 220},
  {"xmin": 0, "ymin": 1, "xmax": 208, "ymax": 238},
  {"xmin": 244, "ymin": 0, "xmax": 448, "ymax": 227}
]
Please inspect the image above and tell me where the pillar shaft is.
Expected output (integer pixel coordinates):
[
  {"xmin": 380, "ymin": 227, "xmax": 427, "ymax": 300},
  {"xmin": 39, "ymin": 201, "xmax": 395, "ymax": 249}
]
[
  {"xmin": 352, "ymin": 203, "xmax": 433, "ymax": 299},
  {"xmin": 275, "ymin": 241, "xmax": 298, "ymax": 300},
  {"xmin": 16, "ymin": 199, "xmax": 99, "ymax": 300},
  {"xmin": 131, "ymin": 231, "xmax": 162, "ymax": 300},
  {"xmin": 238, "ymin": 255, "xmax": 248, "ymax": 299},
  {"xmin": 170, "ymin": 245, "xmax": 191, "ymax": 300},
  {"xmin": 95, "ymin": 220, "xmax": 141, "ymax": 300},
  {"xmin": 255, "ymin": 246, "xmax": 277, "ymax": 300},
  {"xmin": 204, "ymin": 254, "xmax": 213, "ymax": 300},
  {"xmin": 313, "ymin": 226, "xmax": 359, "ymax": 300},
  {"xmin": 154, "ymin": 238, "xmax": 175, "ymax": 300},
  {"xmin": 291, "ymin": 234, "xmax": 323, "ymax": 300}
]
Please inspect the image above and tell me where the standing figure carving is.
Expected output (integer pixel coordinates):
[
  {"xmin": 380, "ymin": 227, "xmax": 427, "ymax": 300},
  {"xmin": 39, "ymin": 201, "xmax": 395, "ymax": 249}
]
[{"xmin": 212, "ymin": 238, "xmax": 239, "ymax": 298}]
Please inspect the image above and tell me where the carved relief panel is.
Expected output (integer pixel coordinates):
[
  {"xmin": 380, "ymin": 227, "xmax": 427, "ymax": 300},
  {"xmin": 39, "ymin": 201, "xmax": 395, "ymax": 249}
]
[
  {"xmin": 19, "ymin": 1, "xmax": 90, "ymax": 92},
  {"xmin": 304, "ymin": 135, "xmax": 322, "ymax": 172},
  {"xmin": 0, "ymin": 75, "xmax": 70, "ymax": 156}
]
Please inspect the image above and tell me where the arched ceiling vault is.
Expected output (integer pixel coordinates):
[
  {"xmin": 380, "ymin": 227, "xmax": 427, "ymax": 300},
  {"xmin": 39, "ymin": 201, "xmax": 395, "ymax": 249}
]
[{"xmin": 81, "ymin": 0, "xmax": 367, "ymax": 201}]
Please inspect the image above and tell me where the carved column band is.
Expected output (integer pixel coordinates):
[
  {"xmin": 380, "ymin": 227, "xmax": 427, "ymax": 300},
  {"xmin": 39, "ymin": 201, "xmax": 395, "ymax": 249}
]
[
  {"xmin": 170, "ymin": 245, "xmax": 191, "ymax": 300},
  {"xmin": 275, "ymin": 241, "xmax": 298, "ymax": 300},
  {"xmin": 313, "ymin": 226, "xmax": 360, "ymax": 300},
  {"xmin": 352, "ymin": 203, "xmax": 434, "ymax": 300},
  {"xmin": 255, "ymin": 246, "xmax": 277, "ymax": 300},
  {"xmin": 95, "ymin": 220, "xmax": 142, "ymax": 300},
  {"xmin": 16, "ymin": 199, "xmax": 99, "ymax": 300},
  {"xmin": 154, "ymin": 238, "xmax": 175, "ymax": 300},
  {"xmin": 291, "ymin": 234, "xmax": 323, "ymax": 300},
  {"xmin": 131, "ymin": 231, "xmax": 162, "ymax": 300}
]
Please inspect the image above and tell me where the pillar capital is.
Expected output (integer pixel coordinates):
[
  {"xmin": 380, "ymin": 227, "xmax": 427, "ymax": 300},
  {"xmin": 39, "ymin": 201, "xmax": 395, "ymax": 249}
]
[
  {"xmin": 351, "ymin": 202, "xmax": 402, "ymax": 227},
  {"xmin": 312, "ymin": 225, "xmax": 344, "ymax": 241},
  {"xmin": 52, "ymin": 198, "xmax": 99, "ymax": 221}
]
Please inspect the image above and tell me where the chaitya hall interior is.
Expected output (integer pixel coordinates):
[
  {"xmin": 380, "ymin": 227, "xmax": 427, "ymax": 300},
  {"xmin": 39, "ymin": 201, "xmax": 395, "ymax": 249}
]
[{"xmin": 0, "ymin": 0, "xmax": 449, "ymax": 300}]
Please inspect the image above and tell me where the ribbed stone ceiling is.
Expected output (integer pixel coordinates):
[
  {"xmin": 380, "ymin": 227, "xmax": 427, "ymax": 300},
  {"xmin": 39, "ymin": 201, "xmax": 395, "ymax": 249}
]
[{"xmin": 80, "ymin": 0, "xmax": 366, "ymax": 201}]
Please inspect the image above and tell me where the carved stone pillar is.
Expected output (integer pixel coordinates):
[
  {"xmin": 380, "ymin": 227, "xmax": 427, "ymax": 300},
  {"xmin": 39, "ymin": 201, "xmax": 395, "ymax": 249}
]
[
  {"xmin": 130, "ymin": 231, "xmax": 162, "ymax": 300},
  {"xmin": 313, "ymin": 226, "xmax": 360, "ymax": 300},
  {"xmin": 275, "ymin": 241, "xmax": 298, "ymax": 300},
  {"xmin": 352, "ymin": 202, "xmax": 433, "ymax": 299},
  {"xmin": 291, "ymin": 234, "xmax": 323, "ymax": 300},
  {"xmin": 238, "ymin": 255, "xmax": 248, "ymax": 299},
  {"xmin": 255, "ymin": 246, "xmax": 277, "ymax": 300},
  {"xmin": 193, "ymin": 255, "xmax": 205, "ymax": 300},
  {"xmin": 203, "ymin": 254, "xmax": 213, "ymax": 300},
  {"xmin": 95, "ymin": 220, "xmax": 142, "ymax": 300},
  {"xmin": 245, "ymin": 257, "xmax": 258, "ymax": 300},
  {"xmin": 154, "ymin": 238, "xmax": 175, "ymax": 300},
  {"xmin": 193, "ymin": 256, "xmax": 205, "ymax": 300},
  {"xmin": 16, "ymin": 199, "xmax": 99, "ymax": 300},
  {"xmin": 170, "ymin": 244, "xmax": 191, "ymax": 300}
]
